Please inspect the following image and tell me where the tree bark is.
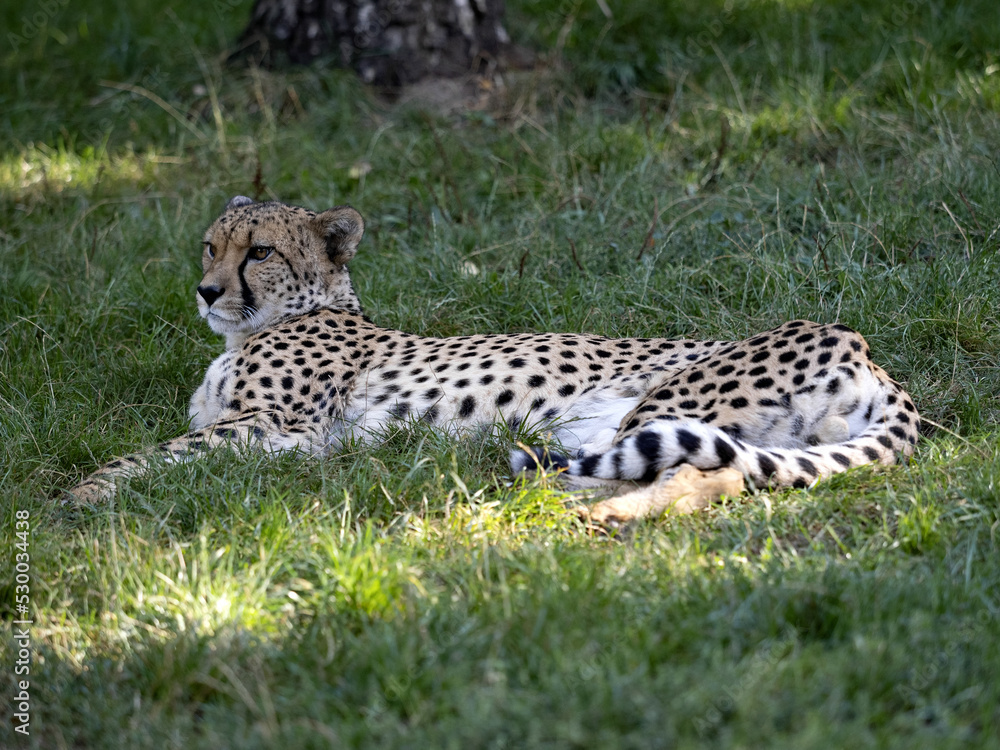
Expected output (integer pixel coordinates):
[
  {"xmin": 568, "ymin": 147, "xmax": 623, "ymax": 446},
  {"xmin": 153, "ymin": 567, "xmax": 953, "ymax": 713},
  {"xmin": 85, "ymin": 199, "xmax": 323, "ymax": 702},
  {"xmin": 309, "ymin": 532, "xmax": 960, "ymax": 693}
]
[{"xmin": 240, "ymin": 0, "xmax": 511, "ymax": 87}]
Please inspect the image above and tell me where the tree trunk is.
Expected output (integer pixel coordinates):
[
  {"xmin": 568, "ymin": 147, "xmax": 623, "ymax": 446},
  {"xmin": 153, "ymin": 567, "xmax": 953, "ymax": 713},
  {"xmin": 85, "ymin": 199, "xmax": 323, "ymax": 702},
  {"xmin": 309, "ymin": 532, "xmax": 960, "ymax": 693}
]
[{"xmin": 239, "ymin": 0, "xmax": 511, "ymax": 87}]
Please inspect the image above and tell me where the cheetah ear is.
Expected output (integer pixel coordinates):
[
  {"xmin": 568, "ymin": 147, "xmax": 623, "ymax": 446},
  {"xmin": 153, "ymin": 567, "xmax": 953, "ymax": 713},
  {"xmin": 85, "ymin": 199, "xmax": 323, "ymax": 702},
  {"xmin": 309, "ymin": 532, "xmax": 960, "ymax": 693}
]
[
  {"xmin": 225, "ymin": 195, "xmax": 254, "ymax": 211},
  {"xmin": 313, "ymin": 206, "xmax": 364, "ymax": 265}
]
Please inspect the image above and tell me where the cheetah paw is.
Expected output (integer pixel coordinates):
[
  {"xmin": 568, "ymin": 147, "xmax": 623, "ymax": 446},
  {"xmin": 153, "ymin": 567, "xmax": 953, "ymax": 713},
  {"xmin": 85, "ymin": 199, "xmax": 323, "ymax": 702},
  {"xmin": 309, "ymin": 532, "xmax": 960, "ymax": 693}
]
[{"xmin": 578, "ymin": 464, "xmax": 745, "ymax": 528}]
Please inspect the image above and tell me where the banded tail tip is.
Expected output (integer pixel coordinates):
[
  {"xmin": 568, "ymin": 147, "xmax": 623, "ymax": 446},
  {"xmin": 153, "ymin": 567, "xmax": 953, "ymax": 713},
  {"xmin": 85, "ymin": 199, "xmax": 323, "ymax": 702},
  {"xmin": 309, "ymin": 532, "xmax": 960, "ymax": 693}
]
[{"xmin": 510, "ymin": 446, "xmax": 569, "ymax": 475}]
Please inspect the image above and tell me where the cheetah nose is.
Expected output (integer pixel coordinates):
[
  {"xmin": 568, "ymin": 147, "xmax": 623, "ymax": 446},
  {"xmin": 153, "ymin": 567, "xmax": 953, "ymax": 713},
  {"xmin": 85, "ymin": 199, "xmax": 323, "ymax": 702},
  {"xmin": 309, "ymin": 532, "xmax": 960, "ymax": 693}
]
[{"xmin": 198, "ymin": 285, "xmax": 225, "ymax": 307}]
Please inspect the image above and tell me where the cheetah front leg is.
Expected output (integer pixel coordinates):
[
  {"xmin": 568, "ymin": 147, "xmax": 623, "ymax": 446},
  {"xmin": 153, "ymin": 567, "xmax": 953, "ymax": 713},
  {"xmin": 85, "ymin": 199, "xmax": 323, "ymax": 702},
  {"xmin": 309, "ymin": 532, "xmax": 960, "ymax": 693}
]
[{"xmin": 67, "ymin": 415, "xmax": 320, "ymax": 503}]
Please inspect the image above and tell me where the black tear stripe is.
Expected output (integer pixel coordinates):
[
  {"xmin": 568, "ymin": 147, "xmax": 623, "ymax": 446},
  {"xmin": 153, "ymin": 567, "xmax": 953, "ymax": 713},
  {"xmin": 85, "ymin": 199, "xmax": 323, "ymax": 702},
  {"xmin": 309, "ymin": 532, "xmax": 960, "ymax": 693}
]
[{"xmin": 237, "ymin": 252, "xmax": 258, "ymax": 312}]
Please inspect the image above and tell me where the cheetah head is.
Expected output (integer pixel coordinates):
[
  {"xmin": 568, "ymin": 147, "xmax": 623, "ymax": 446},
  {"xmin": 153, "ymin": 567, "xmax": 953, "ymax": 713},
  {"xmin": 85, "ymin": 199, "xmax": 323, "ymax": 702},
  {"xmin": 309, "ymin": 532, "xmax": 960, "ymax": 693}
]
[{"xmin": 198, "ymin": 197, "xmax": 365, "ymax": 348}]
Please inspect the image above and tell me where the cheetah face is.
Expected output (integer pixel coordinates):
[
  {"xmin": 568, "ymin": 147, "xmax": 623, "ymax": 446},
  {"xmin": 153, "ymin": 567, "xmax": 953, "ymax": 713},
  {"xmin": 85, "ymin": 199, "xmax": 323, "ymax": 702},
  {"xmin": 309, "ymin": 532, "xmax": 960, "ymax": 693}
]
[{"xmin": 198, "ymin": 197, "xmax": 365, "ymax": 347}]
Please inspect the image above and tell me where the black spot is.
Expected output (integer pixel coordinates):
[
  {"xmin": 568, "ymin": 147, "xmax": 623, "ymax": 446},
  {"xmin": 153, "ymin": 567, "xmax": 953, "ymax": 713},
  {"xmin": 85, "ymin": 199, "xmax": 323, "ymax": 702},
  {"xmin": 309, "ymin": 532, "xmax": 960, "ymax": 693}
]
[
  {"xmin": 753, "ymin": 377, "xmax": 774, "ymax": 390},
  {"xmin": 558, "ymin": 384, "xmax": 576, "ymax": 397},
  {"xmin": 796, "ymin": 457, "xmax": 818, "ymax": 477},
  {"xmin": 578, "ymin": 454, "xmax": 601, "ymax": 476},
  {"xmin": 719, "ymin": 380, "xmax": 739, "ymax": 394},
  {"xmin": 778, "ymin": 351, "xmax": 797, "ymax": 363},
  {"xmin": 678, "ymin": 399, "xmax": 698, "ymax": 410},
  {"xmin": 730, "ymin": 397, "xmax": 749, "ymax": 409},
  {"xmin": 528, "ymin": 374, "xmax": 546, "ymax": 388},
  {"xmin": 757, "ymin": 454, "xmax": 777, "ymax": 478},
  {"xmin": 424, "ymin": 388, "xmax": 441, "ymax": 401},
  {"xmin": 496, "ymin": 390, "xmax": 514, "ymax": 406},
  {"xmin": 635, "ymin": 431, "xmax": 661, "ymax": 461},
  {"xmin": 676, "ymin": 428, "xmax": 701, "ymax": 453},
  {"xmin": 826, "ymin": 378, "xmax": 841, "ymax": 395},
  {"xmin": 481, "ymin": 374, "xmax": 495, "ymax": 385},
  {"xmin": 830, "ymin": 452, "xmax": 851, "ymax": 467},
  {"xmin": 862, "ymin": 446, "xmax": 879, "ymax": 461},
  {"xmin": 722, "ymin": 424, "xmax": 742, "ymax": 440},
  {"xmin": 459, "ymin": 395, "xmax": 476, "ymax": 417},
  {"xmin": 281, "ymin": 376, "xmax": 294, "ymax": 390},
  {"xmin": 655, "ymin": 389, "xmax": 674, "ymax": 400},
  {"xmin": 510, "ymin": 358, "xmax": 527, "ymax": 368},
  {"xmin": 819, "ymin": 336, "xmax": 839, "ymax": 348},
  {"xmin": 714, "ymin": 437, "xmax": 736, "ymax": 466}
]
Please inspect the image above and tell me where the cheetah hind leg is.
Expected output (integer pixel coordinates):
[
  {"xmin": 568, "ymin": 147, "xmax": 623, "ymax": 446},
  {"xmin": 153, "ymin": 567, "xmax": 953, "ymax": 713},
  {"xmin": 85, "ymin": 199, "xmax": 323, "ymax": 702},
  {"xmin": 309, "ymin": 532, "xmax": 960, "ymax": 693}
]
[{"xmin": 813, "ymin": 416, "xmax": 850, "ymax": 444}]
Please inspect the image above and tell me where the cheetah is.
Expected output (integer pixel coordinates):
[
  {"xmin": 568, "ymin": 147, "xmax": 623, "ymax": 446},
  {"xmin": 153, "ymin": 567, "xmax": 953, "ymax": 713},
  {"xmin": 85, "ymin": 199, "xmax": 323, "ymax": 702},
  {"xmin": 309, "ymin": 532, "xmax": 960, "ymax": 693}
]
[{"xmin": 67, "ymin": 197, "xmax": 920, "ymax": 505}]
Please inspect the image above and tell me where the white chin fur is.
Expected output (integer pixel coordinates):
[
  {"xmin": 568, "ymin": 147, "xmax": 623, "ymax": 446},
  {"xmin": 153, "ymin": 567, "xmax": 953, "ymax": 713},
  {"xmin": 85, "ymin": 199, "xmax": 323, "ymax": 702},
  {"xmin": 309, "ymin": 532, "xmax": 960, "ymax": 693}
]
[{"xmin": 204, "ymin": 311, "xmax": 248, "ymax": 334}]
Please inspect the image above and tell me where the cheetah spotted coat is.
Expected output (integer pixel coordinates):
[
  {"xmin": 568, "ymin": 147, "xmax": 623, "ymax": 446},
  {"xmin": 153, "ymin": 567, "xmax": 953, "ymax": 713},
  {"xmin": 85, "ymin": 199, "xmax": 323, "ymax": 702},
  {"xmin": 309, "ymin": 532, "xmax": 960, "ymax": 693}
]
[{"xmin": 68, "ymin": 198, "xmax": 920, "ymax": 503}]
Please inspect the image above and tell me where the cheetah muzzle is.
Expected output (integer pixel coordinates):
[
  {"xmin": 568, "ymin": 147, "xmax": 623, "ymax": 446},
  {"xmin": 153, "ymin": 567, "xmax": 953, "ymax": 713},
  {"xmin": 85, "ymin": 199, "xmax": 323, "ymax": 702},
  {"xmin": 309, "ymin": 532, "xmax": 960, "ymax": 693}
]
[{"xmin": 67, "ymin": 198, "xmax": 920, "ymax": 512}]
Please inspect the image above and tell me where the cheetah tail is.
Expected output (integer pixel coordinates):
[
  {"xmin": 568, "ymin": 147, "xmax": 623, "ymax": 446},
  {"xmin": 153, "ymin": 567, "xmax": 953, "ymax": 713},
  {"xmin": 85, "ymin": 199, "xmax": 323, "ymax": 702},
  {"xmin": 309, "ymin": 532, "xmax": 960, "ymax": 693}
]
[{"xmin": 513, "ymin": 386, "xmax": 919, "ymax": 491}]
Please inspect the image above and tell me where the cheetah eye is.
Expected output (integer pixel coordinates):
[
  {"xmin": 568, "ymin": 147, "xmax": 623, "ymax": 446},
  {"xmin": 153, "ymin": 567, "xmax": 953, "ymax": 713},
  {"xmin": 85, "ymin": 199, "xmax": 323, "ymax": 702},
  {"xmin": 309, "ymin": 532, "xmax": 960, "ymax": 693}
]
[
  {"xmin": 248, "ymin": 246, "xmax": 274, "ymax": 262},
  {"xmin": 203, "ymin": 242, "xmax": 215, "ymax": 259}
]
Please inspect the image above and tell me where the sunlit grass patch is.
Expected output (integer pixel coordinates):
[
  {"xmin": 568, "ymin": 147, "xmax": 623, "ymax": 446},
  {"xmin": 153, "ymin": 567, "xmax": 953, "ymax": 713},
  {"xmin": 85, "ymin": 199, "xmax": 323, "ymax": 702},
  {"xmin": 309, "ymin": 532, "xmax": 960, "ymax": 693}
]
[{"xmin": 0, "ymin": 143, "xmax": 169, "ymax": 201}]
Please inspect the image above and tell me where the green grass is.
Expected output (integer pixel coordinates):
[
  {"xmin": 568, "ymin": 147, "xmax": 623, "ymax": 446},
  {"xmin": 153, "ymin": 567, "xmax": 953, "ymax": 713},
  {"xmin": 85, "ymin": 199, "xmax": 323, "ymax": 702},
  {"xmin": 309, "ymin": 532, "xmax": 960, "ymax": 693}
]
[{"xmin": 2, "ymin": 0, "xmax": 999, "ymax": 746}]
